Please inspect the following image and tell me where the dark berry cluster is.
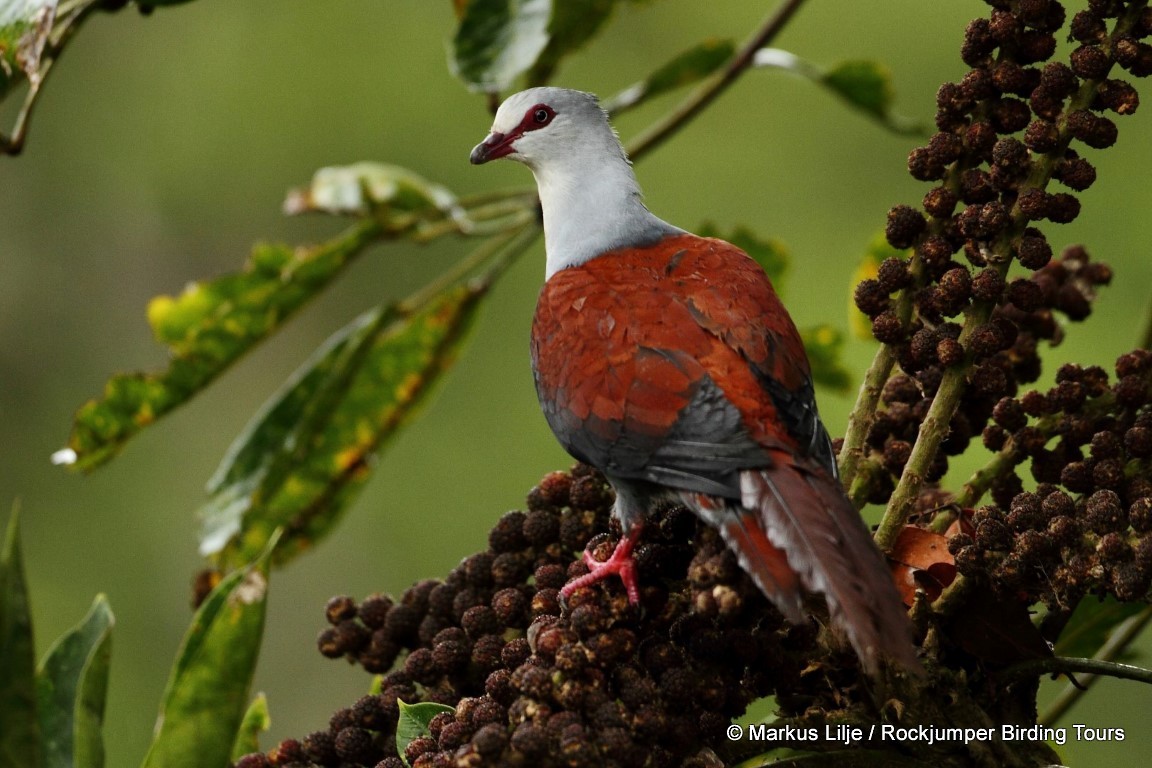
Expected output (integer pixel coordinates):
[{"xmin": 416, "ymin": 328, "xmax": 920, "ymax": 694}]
[
  {"xmin": 844, "ymin": 0, "xmax": 1148, "ymax": 542},
  {"xmin": 235, "ymin": 466, "xmax": 828, "ymax": 768},
  {"xmin": 857, "ymin": 0, "xmax": 1146, "ymax": 344},
  {"xmin": 855, "ymin": 245, "xmax": 1111, "ymax": 506},
  {"xmin": 946, "ymin": 348, "xmax": 1152, "ymax": 615}
]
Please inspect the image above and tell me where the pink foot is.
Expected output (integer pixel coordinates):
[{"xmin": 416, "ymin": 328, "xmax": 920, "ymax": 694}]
[{"xmin": 560, "ymin": 526, "xmax": 643, "ymax": 604}]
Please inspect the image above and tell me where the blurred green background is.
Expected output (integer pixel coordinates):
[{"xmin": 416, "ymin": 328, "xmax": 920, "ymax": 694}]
[{"xmin": 2, "ymin": 1, "xmax": 1150, "ymax": 765}]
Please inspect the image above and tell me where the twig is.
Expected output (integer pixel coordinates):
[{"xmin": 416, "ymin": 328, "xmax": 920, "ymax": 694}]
[
  {"xmin": 839, "ymin": 344, "xmax": 897, "ymax": 496},
  {"xmin": 399, "ymin": 218, "xmax": 539, "ymax": 315},
  {"xmin": 952, "ymin": 438, "xmax": 1022, "ymax": 510},
  {"xmin": 1039, "ymin": 605, "xmax": 1152, "ymax": 725},
  {"xmin": 626, "ymin": 0, "xmax": 810, "ymax": 162},
  {"xmin": 1003, "ymin": 655, "xmax": 1152, "ymax": 685}
]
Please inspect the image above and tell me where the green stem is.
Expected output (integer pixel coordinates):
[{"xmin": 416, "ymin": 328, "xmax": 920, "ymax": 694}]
[
  {"xmin": 399, "ymin": 218, "xmax": 539, "ymax": 315},
  {"xmin": 1004, "ymin": 655, "xmax": 1152, "ymax": 686},
  {"xmin": 1039, "ymin": 605, "xmax": 1152, "ymax": 726},
  {"xmin": 626, "ymin": 0, "xmax": 810, "ymax": 162},
  {"xmin": 952, "ymin": 438, "xmax": 1021, "ymax": 510},
  {"xmin": 838, "ymin": 345, "xmax": 896, "ymax": 496}
]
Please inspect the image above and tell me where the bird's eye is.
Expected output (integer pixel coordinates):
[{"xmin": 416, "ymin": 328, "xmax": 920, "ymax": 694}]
[{"xmin": 534, "ymin": 108, "xmax": 552, "ymax": 124}]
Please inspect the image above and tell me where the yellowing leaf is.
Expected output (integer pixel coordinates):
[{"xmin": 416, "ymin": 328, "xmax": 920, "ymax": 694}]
[
  {"xmin": 283, "ymin": 163, "xmax": 466, "ymax": 227},
  {"xmin": 57, "ymin": 220, "xmax": 384, "ymax": 472},
  {"xmin": 199, "ymin": 282, "xmax": 489, "ymax": 571}
]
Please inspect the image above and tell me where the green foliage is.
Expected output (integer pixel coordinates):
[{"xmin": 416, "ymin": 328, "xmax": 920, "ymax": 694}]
[
  {"xmin": 56, "ymin": 220, "xmax": 385, "ymax": 472},
  {"xmin": 1055, "ymin": 597, "xmax": 1147, "ymax": 660},
  {"xmin": 0, "ymin": 510, "xmax": 39, "ymax": 768},
  {"xmin": 141, "ymin": 537, "xmax": 275, "ymax": 768},
  {"xmin": 451, "ymin": 0, "xmax": 551, "ymax": 93},
  {"xmin": 527, "ymin": 0, "xmax": 617, "ymax": 85},
  {"xmin": 753, "ymin": 49, "xmax": 923, "ymax": 136},
  {"xmin": 36, "ymin": 595, "xmax": 113, "ymax": 768},
  {"xmin": 199, "ymin": 281, "xmax": 490, "ymax": 572},
  {"xmin": 230, "ymin": 694, "xmax": 270, "ymax": 761},
  {"xmin": 395, "ymin": 700, "xmax": 454, "ymax": 767},
  {"xmin": 0, "ymin": 0, "xmax": 55, "ymax": 98},
  {"xmin": 1, "ymin": 514, "xmax": 115, "ymax": 768},
  {"xmin": 604, "ymin": 38, "xmax": 734, "ymax": 114},
  {"xmin": 283, "ymin": 163, "xmax": 465, "ymax": 223}
]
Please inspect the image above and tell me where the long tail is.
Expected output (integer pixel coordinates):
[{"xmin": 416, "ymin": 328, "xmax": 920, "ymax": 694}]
[{"xmin": 688, "ymin": 459, "xmax": 920, "ymax": 675}]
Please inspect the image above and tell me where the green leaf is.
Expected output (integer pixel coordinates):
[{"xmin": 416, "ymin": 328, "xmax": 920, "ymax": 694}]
[
  {"xmin": 141, "ymin": 537, "xmax": 275, "ymax": 768},
  {"xmin": 526, "ymin": 0, "xmax": 616, "ymax": 85},
  {"xmin": 283, "ymin": 163, "xmax": 466, "ymax": 226},
  {"xmin": 55, "ymin": 219, "xmax": 384, "ymax": 473},
  {"xmin": 0, "ymin": 509, "xmax": 39, "ymax": 768},
  {"xmin": 696, "ymin": 222, "xmax": 789, "ymax": 291},
  {"xmin": 822, "ymin": 60, "xmax": 899, "ymax": 122},
  {"xmin": 451, "ymin": 0, "xmax": 551, "ymax": 93},
  {"xmin": 1055, "ymin": 596, "xmax": 1146, "ymax": 660},
  {"xmin": 200, "ymin": 281, "xmax": 489, "ymax": 571},
  {"xmin": 396, "ymin": 700, "xmax": 454, "ymax": 767},
  {"xmin": 604, "ymin": 38, "xmax": 734, "ymax": 114},
  {"xmin": 0, "ymin": 0, "xmax": 56, "ymax": 99},
  {"xmin": 230, "ymin": 693, "xmax": 270, "ymax": 761},
  {"xmin": 800, "ymin": 324, "xmax": 852, "ymax": 394},
  {"xmin": 849, "ymin": 232, "xmax": 908, "ymax": 340},
  {"xmin": 36, "ymin": 595, "xmax": 113, "ymax": 768},
  {"xmin": 753, "ymin": 49, "xmax": 923, "ymax": 136}
]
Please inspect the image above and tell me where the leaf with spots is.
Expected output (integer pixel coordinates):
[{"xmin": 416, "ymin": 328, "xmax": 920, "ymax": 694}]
[
  {"xmin": 56, "ymin": 219, "xmax": 385, "ymax": 473},
  {"xmin": 0, "ymin": 0, "xmax": 55, "ymax": 99},
  {"xmin": 451, "ymin": 0, "xmax": 551, "ymax": 93},
  {"xmin": 199, "ymin": 281, "xmax": 489, "ymax": 572},
  {"xmin": 282, "ymin": 162, "xmax": 467, "ymax": 227},
  {"xmin": 141, "ymin": 536, "xmax": 275, "ymax": 768}
]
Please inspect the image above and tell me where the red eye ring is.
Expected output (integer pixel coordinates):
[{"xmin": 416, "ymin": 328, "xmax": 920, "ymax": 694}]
[{"xmin": 523, "ymin": 104, "xmax": 555, "ymax": 131}]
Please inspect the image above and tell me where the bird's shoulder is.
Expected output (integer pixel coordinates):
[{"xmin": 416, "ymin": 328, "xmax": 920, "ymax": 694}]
[{"xmin": 536, "ymin": 233, "xmax": 809, "ymax": 384}]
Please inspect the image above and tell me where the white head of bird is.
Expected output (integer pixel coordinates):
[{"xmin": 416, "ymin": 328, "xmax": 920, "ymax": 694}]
[{"xmin": 470, "ymin": 87, "xmax": 682, "ymax": 278}]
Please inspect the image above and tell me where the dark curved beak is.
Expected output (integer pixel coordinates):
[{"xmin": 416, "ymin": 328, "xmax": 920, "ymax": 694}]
[{"xmin": 470, "ymin": 131, "xmax": 516, "ymax": 165}]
